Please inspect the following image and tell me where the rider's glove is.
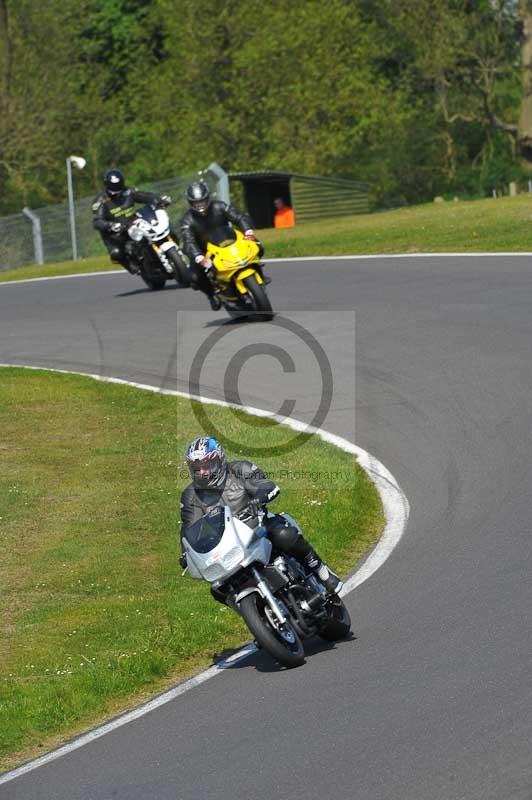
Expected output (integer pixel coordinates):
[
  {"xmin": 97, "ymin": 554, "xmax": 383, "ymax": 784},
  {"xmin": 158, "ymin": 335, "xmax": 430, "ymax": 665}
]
[
  {"xmin": 196, "ymin": 255, "xmax": 213, "ymax": 271},
  {"xmin": 247, "ymin": 497, "xmax": 263, "ymax": 517},
  {"xmin": 110, "ymin": 221, "xmax": 125, "ymax": 234},
  {"xmin": 243, "ymin": 229, "xmax": 258, "ymax": 241},
  {"xmin": 159, "ymin": 195, "xmax": 172, "ymax": 207},
  {"xmin": 179, "ymin": 552, "xmax": 187, "ymax": 569}
]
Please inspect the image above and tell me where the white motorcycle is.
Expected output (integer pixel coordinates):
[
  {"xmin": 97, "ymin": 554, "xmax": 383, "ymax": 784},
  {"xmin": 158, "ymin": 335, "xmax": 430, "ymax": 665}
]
[
  {"xmin": 182, "ymin": 504, "xmax": 352, "ymax": 668},
  {"xmin": 126, "ymin": 202, "xmax": 190, "ymax": 291}
]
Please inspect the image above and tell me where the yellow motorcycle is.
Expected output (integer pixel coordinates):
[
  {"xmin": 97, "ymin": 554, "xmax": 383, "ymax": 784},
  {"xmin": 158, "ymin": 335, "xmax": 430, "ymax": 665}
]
[{"xmin": 206, "ymin": 226, "xmax": 273, "ymax": 321}]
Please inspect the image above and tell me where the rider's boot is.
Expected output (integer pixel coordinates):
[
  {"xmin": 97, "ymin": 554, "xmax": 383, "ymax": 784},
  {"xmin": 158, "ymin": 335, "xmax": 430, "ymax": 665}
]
[
  {"xmin": 111, "ymin": 242, "xmax": 139, "ymax": 275},
  {"xmin": 315, "ymin": 563, "xmax": 343, "ymax": 594},
  {"xmin": 290, "ymin": 535, "xmax": 343, "ymax": 595},
  {"xmin": 302, "ymin": 550, "xmax": 343, "ymax": 595},
  {"xmin": 110, "ymin": 256, "xmax": 134, "ymax": 275},
  {"xmin": 257, "ymin": 264, "xmax": 271, "ymax": 285},
  {"xmin": 207, "ymin": 292, "xmax": 221, "ymax": 311},
  {"xmin": 114, "ymin": 259, "xmax": 138, "ymax": 275}
]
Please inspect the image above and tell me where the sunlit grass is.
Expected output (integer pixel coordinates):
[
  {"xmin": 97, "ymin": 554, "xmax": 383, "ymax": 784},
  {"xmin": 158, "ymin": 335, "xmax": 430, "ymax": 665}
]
[
  {"xmin": 0, "ymin": 254, "xmax": 114, "ymax": 283},
  {"xmin": 258, "ymin": 194, "xmax": 532, "ymax": 258},
  {"xmin": 0, "ymin": 368, "xmax": 383, "ymax": 770}
]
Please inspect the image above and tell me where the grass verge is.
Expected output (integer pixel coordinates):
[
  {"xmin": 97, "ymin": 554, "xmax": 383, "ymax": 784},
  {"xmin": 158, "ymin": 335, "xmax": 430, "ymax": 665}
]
[
  {"xmin": 0, "ymin": 367, "xmax": 383, "ymax": 772},
  {"xmin": 2, "ymin": 194, "xmax": 532, "ymax": 284},
  {"xmin": 0, "ymin": 255, "xmax": 116, "ymax": 283}
]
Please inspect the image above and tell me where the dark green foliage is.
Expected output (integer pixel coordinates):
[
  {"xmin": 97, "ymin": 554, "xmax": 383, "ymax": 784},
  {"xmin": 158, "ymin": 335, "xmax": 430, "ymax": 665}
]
[
  {"xmin": 78, "ymin": 0, "xmax": 156, "ymax": 97},
  {"xmin": 0, "ymin": 0, "xmax": 527, "ymax": 212}
]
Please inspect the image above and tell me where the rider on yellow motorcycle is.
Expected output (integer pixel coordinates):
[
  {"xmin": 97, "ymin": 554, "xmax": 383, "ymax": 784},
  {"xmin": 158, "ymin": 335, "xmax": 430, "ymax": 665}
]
[{"xmin": 180, "ymin": 181, "xmax": 268, "ymax": 311}]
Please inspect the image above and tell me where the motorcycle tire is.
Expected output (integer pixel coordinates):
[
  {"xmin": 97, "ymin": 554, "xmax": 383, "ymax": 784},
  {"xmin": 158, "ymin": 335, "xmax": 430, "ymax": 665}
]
[
  {"xmin": 142, "ymin": 274, "xmax": 166, "ymax": 291},
  {"xmin": 239, "ymin": 592, "xmax": 305, "ymax": 668},
  {"xmin": 243, "ymin": 275, "xmax": 273, "ymax": 321},
  {"xmin": 317, "ymin": 597, "xmax": 352, "ymax": 641},
  {"xmin": 168, "ymin": 247, "xmax": 191, "ymax": 287}
]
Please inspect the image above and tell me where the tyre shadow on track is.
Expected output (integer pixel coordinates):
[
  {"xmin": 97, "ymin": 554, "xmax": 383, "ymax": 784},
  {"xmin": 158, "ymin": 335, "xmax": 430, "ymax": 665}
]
[
  {"xmin": 114, "ymin": 284, "xmax": 187, "ymax": 298},
  {"xmin": 213, "ymin": 634, "xmax": 357, "ymax": 673},
  {"xmin": 204, "ymin": 317, "xmax": 247, "ymax": 329},
  {"xmin": 204, "ymin": 315, "xmax": 276, "ymax": 329}
]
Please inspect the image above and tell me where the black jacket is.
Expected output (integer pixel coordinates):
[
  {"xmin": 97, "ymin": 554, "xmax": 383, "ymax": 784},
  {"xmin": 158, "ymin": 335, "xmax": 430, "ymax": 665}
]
[
  {"xmin": 180, "ymin": 460, "xmax": 279, "ymax": 541},
  {"xmin": 92, "ymin": 188, "xmax": 163, "ymax": 235},
  {"xmin": 180, "ymin": 201, "xmax": 254, "ymax": 262}
]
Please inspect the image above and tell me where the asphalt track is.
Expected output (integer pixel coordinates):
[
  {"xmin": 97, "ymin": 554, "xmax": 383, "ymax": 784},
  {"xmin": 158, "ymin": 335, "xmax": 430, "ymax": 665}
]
[{"xmin": 1, "ymin": 255, "xmax": 532, "ymax": 799}]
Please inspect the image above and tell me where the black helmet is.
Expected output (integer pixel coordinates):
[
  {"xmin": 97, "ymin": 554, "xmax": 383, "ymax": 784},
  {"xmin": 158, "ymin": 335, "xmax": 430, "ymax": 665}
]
[
  {"xmin": 104, "ymin": 169, "xmax": 126, "ymax": 197},
  {"xmin": 186, "ymin": 181, "xmax": 210, "ymax": 215},
  {"xmin": 185, "ymin": 436, "xmax": 227, "ymax": 490}
]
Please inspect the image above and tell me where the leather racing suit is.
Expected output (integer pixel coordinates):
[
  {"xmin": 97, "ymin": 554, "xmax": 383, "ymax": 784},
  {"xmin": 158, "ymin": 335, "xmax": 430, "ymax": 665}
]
[
  {"xmin": 92, "ymin": 188, "xmax": 166, "ymax": 270},
  {"xmin": 180, "ymin": 460, "xmax": 323, "ymax": 596},
  {"xmin": 179, "ymin": 201, "xmax": 258, "ymax": 296}
]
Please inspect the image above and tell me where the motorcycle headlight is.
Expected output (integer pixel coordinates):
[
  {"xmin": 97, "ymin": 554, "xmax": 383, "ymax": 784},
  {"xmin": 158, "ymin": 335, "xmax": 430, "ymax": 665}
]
[
  {"xmin": 129, "ymin": 225, "xmax": 143, "ymax": 242},
  {"xmin": 221, "ymin": 546, "xmax": 244, "ymax": 571}
]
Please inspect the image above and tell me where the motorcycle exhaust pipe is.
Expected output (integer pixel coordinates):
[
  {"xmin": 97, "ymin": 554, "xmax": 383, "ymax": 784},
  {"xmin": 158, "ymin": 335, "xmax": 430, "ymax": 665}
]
[{"xmin": 301, "ymin": 593, "xmax": 324, "ymax": 614}]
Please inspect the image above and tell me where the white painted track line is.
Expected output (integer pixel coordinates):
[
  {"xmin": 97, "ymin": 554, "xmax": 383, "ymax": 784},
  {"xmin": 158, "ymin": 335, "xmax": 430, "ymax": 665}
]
[{"xmin": 1, "ymin": 250, "xmax": 532, "ymax": 286}]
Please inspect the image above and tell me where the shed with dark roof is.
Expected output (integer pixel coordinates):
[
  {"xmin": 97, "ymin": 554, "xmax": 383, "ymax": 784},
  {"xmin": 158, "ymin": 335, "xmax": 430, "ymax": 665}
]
[{"xmin": 228, "ymin": 170, "xmax": 370, "ymax": 228}]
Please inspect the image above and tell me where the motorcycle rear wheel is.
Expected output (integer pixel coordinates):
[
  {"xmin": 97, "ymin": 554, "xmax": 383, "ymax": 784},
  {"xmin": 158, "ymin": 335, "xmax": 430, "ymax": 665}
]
[
  {"xmin": 239, "ymin": 593, "xmax": 305, "ymax": 668},
  {"xmin": 317, "ymin": 597, "xmax": 352, "ymax": 641},
  {"xmin": 243, "ymin": 275, "xmax": 273, "ymax": 321}
]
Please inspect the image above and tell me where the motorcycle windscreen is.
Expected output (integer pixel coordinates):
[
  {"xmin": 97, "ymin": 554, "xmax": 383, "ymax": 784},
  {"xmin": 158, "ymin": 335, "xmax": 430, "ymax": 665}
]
[
  {"xmin": 136, "ymin": 205, "xmax": 158, "ymax": 225},
  {"xmin": 209, "ymin": 225, "xmax": 236, "ymax": 248},
  {"xmin": 183, "ymin": 506, "xmax": 226, "ymax": 553}
]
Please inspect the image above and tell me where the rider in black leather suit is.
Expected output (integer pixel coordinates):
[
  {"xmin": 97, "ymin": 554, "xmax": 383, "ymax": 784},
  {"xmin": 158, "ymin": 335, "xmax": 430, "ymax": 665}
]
[
  {"xmin": 92, "ymin": 168, "xmax": 170, "ymax": 273},
  {"xmin": 179, "ymin": 181, "xmax": 265, "ymax": 310},
  {"xmin": 180, "ymin": 437, "xmax": 342, "ymax": 597}
]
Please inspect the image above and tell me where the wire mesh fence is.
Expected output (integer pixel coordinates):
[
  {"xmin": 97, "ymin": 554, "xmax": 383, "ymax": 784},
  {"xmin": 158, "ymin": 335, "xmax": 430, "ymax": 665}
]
[
  {"xmin": 0, "ymin": 214, "xmax": 36, "ymax": 271},
  {"xmin": 0, "ymin": 173, "xmax": 195, "ymax": 272},
  {"xmin": 0, "ymin": 164, "xmax": 369, "ymax": 272}
]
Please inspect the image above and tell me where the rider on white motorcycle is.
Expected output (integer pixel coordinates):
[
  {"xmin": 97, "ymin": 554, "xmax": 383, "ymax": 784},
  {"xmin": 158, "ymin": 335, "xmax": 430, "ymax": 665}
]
[
  {"xmin": 92, "ymin": 168, "xmax": 172, "ymax": 274},
  {"xmin": 180, "ymin": 437, "xmax": 343, "ymax": 597}
]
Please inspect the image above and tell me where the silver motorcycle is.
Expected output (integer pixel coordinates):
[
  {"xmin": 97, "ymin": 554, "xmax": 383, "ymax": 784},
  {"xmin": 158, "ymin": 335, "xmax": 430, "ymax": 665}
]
[{"xmin": 182, "ymin": 504, "xmax": 352, "ymax": 668}]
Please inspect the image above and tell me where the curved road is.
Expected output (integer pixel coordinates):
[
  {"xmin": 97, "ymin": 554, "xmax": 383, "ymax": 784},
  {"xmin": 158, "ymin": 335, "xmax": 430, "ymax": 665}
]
[{"xmin": 1, "ymin": 255, "xmax": 532, "ymax": 799}]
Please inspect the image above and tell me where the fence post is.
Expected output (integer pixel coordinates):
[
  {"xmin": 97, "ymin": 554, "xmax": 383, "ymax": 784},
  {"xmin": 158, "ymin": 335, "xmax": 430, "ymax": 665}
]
[
  {"xmin": 22, "ymin": 207, "xmax": 44, "ymax": 265},
  {"xmin": 66, "ymin": 157, "xmax": 78, "ymax": 261},
  {"xmin": 206, "ymin": 162, "xmax": 230, "ymax": 204}
]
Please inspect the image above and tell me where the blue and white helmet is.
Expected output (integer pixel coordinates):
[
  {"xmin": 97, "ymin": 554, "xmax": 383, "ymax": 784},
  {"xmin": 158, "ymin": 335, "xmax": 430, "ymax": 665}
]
[{"xmin": 185, "ymin": 436, "xmax": 227, "ymax": 490}]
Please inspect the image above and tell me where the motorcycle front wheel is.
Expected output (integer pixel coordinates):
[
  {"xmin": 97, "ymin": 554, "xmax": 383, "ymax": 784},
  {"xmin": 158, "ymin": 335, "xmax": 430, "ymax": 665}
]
[
  {"xmin": 167, "ymin": 247, "xmax": 191, "ymax": 287},
  {"xmin": 239, "ymin": 593, "xmax": 305, "ymax": 668},
  {"xmin": 243, "ymin": 275, "xmax": 273, "ymax": 321}
]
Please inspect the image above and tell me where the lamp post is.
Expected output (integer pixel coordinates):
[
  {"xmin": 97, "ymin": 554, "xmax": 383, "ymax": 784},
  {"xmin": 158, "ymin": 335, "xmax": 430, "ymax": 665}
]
[{"xmin": 66, "ymin": 155, "xmax": 86, "ymax": 261}]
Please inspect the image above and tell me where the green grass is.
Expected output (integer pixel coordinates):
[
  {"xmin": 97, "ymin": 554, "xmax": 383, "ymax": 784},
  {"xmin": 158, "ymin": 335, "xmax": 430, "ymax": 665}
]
[
  {"xmin": 2, "ymin": 194, "xmax": 532, "ymax": 284},
  {"xmin": 0, "ymin": 255, "xmax": 116, "ymax": 283},
  {"xmin": 259, "ymin": 194, "xmax": 532, "ymax": 258},
  {"xmin": 0, "ymin": 368, "xmax": 383, "ymax": 771}
]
